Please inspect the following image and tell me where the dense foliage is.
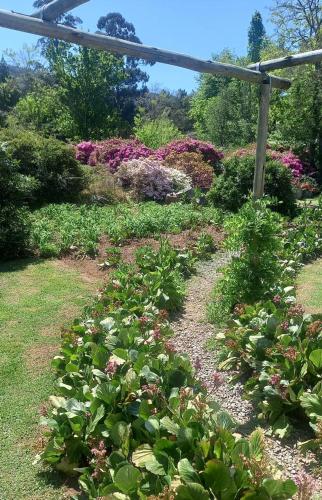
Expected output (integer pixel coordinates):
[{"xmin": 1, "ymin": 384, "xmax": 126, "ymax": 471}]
[
  {"xmin": 116, "ymin": 159, "xmax": 191, "ymax": 201},
  {"xmin": 136, "ymin": 89, "xmax": 193, "ymax": 133},
  {"xmin": 134, "ymin": 115, "xmax": 183, "ymax": 149},
  {"xmin": 213, "ymin": 197, "xmax": 322, "ymax": 439},
  {"xmin": 0, "ymin": 144, "xmax": 32, "ymax": 259},
  {"xmin": 76, "ymin": 139, "xmax": 152, "ymax": 172},
  {"xmin": 209, "ymin": 199, "xmax": 283, "ymax": 322},
  {"xmin": 30, "ymin": 202, "xmax": 223, "ymax": 257},
  {"xmin": 164, "ymin": 152, "xmax": 214, "ymax": 189},
  {"xmin": 190, "ymin": 50, "xmax": 259, "ymax": 148},
  {"xmin": 248, "ymin": 11, "xmax": 266, "ymax": 63},
  {"xmin": 38, "ymin": 238, "xmax": 297, "ymax": 498},
  {"xmin": 0, "ymin": 128, "xmax": 86, "ymax": 204},
  {"xmin": 155, "ymin": 139, "xmax": 224, "ymax": 173},
  {"xmin": 229, "ymin": 145, "xmax": 306, "ymax": 179},
  {"xmin": 208, "ymin": 155, "xmax": 296, "ymax": 215}
]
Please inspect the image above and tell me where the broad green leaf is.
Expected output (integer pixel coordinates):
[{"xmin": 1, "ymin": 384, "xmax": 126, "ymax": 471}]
[
  {"xmin": 145, "ymin": 417, "xmax": 160, "ymax": 434},
  {"xmin": 204, "ymin": 460, "xmax": 234, "ymax": 493},
  {"xmin": 178, "ymin": 458, "xmax": 200, "ymax": 484},
  {"xmin": 300, "ymin": 392, "xmax": 322, "ymax": 418},
  {"xmin": 160, "ymin": 416, "xmax": 180, "ymax": 436},
  {"xmin": 249, "ymin": 429, "xmax": 264, "ymax": 458},
  {"xmin": 112, "ymin": 347, "xmax": 128, "ymax": 360},
  {"xmin": 114, "ymin": 464, "xmax": 141, "ymax": 494},
  {"xmin": 96, "ymin": 382, "xmax": 117, "ymax": 404},
  {"xmin": 100, "ymin": 317, "xmax": 115, "ymax": 331},
  {"xmin": 109, "ymin": 450, "xmax": 126, "ymax": 468},
  {"xmin": 110, "ymin": 421, "xmax": 130, "ymax": 447},
  {"xmin": 139, "ymin": 399, "xmax": 150, "ymax": 420},
  {"xmin": 262, "ymin": 478, "xmax": 297, "ymax": 499},
  {"xmin": 132, "ymin": 444, "xmax": 153, "ymax": 467},
  {"xmin": 309, "ymin": 349, "xmax": 322, "ymax": 370},
  {"xmin": 271, "ymin": 415, "xmax": 291, "ymax": 439},
  {"xmin": 49, "ymin": 395, "xmax": 66, "ymax": 409},
  {"xmin": 144, "ymin": 455, "xmax": 167, "ymax": 476},
  {"xmin": 176, "ymin": 483, "xmax": 210, "ymax": 500},
  {"xmin": 92, "ymin": 346, "xmax": 108, "ymax": 369}
]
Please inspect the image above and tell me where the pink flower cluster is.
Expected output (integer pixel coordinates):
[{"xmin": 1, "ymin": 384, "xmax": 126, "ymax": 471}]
[
  {"xmin": 154, "ymin": 138, "xmax": 224, "ymax": 172},
  {"xmin": 270, "ymin": 150, "xmax": 304, "ymax": 178},
  {"xmin": 229, "ymin": 145, "xmax": 305, "ymax": 178},
  {"xmin": 75, "ymin": 141, "xmax": 95, "ymax": 164},
  {"xmin": 76, "ymin": 139, "xmax": 153, "ymax": 173}
]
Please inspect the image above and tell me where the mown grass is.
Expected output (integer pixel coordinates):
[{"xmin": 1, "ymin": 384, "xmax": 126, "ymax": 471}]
[
  {"xmin": 297, "ymin": 258, "xmax": 322, "ymax": 314},
  {"xmin": 0, "ymin": 259, "xmax": 98, "ymax": 499},
  {"xmin": 30, "ymin": 202, "xmax": 222, "ymax": 257}
]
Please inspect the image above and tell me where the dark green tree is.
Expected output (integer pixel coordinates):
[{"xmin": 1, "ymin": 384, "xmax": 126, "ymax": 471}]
[
  {"xmin": 137, "ymin": 89, "xmax": 193, "ymax": 133},
  {"xmin": 190, "ymin": 50, "xmax": 258, "ymax": 147},
  {"xmin": 248, "ymin": 11, "xmax": 266, "ymax": 62},
  {"xmin": 0, "ymin": 56, "xmax": 9, "ymax": 83},
  {"xmin": 97, "ymin": 12, "xmax": 150, "ymax": 132},
  {"xmin": 45, "ymin": 42, "xmax": 126, "ymax": 140},
  {"xmin": 270, "ymin": 0, "xmax": 322, "ymax": 176}
]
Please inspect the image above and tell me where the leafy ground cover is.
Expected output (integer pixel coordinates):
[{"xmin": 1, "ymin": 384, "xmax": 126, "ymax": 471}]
[
  {"xmin": 38, "ymin": 237, "xmax": 297, "ymax": 499},
  {"xmin": 211, "ymin": 198, "xmax": 322, "ymax": 444},
  {"xmin": 30, "ymin": 202, "xmax": 222, "ymax": 258},
  {"xmin": 0, "ymin": 258, "xmax": 99, "ymax": 499},
  {"xmin": 297, "ymin": 260, "xmax": 322, "ymax": 315}
]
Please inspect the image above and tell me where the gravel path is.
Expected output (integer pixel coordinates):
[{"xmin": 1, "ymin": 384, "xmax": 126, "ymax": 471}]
[{"xmin": 171, "ymin": 252, "xmax": 321, "ymax": 487}]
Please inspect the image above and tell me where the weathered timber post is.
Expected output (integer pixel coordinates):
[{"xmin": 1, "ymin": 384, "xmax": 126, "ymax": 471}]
[{"xmin": 253, "ymin": 75, "xmax": 271, "ymax": 199}]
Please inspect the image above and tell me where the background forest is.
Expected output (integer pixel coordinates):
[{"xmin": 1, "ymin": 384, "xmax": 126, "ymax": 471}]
[{"xmin": 0, "ymin": 0, "xmax": 321, "ymax": 172}]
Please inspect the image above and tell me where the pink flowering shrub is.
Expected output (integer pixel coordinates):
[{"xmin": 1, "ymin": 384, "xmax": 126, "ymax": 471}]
[
  {"xmin": 164, "ymin": 152, "xmax": 214, "ymax": 189},
  {"xmin": 155, "ymin": 138, "xmax": 224, "ymax": 172},
  {"xmin": 116, "ymin": 158, "xmax": 191, "ymax": 201},
  {"xmin": 228, "ymin": 144, "xmax": 305, "ymax": 178},
  {"xmin": 270, "ymin": 150, "xmax": 304, "ymax": 178},
  {"xmin": 75, "ymin": 141, "xmax": 95, "ymax": 164},
  {"xmin": 76, "ymin": 139, "xmax": 152, "ymax": 172}
]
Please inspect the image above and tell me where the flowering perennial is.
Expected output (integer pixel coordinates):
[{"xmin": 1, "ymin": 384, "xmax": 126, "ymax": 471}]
[
  {"xmin": 116, "ymin": 158, "xmax": 191, "ymax": 200},
  {"xmin": 76, "ymin": 139, "xmax": 153, "ymax": 172},
  {"xmin": 155, "ymin": 138, "xmax": 224, "ymax": 171},
  {"xmin": 164, "ymin": 152, "xmax": 214, "ymax": 189}
]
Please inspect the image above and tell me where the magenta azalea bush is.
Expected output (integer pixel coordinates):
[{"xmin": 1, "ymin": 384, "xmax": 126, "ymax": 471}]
[
  {"xmin": 155, "ymin": 138, "xmax": 224, "ymax": 172},
  {"xmin": 230, "ymin": 144, "xmax": 305, "ymax": 179},
  {"xmin": 75, "ymin": 141, "xmax": 96, "ymax": 164},
  {"xmin": 116, "ymin": 158, "xmax": 191, "ymax": 201},
  {"xmin": 270, "ymin": 150, "xmax": 304, "ymax": 178},
  {"xmin": 76, "ymin": 139, "xmax": 153, "ymax": 172}
]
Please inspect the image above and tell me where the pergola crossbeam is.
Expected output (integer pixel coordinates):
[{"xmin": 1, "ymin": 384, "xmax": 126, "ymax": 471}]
[
  {"xmin": 32, "ymin": 0, "xmax": 89, "ymax": 22},
  {"xmin": 0, "ymin": 9, "xmax": 291, "ymax": 90},
  {"xmin": 248, "ymin": 48, "xmax": 322, "ymax": 72}
]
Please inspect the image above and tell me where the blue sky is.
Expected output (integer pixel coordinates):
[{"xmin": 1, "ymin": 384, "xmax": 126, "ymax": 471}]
[{"xmin": 0, "ymin": 0, "xmax": 275, "ymax": 91}]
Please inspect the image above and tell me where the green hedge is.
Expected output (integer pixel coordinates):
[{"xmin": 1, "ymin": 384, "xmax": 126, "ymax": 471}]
[
  {"xmin": 0, "ymin": 144, "xmax": 32, "ymax": 259},
  {"xmin": 208, "ymin": 155, "xmax": 296, "ymax": 216},
  {"xmin": 0, "ymin": 128, "xmax": 86, "ymax": 204}
]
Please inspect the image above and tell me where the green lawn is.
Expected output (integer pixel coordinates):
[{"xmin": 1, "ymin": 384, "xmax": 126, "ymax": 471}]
[
  {"xmin": 297, "ymin": 258, "xmax": 322, "ymax": 315},
  {"xmin": 0, "ymin": 259, "xmax": 99, "ymax": 499}
]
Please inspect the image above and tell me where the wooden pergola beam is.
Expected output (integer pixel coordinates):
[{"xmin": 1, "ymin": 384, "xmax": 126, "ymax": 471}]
[
  {"xmin": 0, "ymin": 9, "xmax": 291, "ymax": 90},
  {"xmin": 32, "ymin": 0, "xmax": 89, "ymax": 21},
  {"xmin": 248, "ymin": 48, "xmax": 322, "ymax": 72}
]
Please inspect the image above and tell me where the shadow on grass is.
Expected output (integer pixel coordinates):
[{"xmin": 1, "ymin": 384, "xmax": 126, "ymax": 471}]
[
  {"xmin": 37, "ymin": 467, "xmax": 87, "ymax": 499},
  {"xmin": 0, "ymin": 257, "xmax": 47, "ymax": 274}
]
